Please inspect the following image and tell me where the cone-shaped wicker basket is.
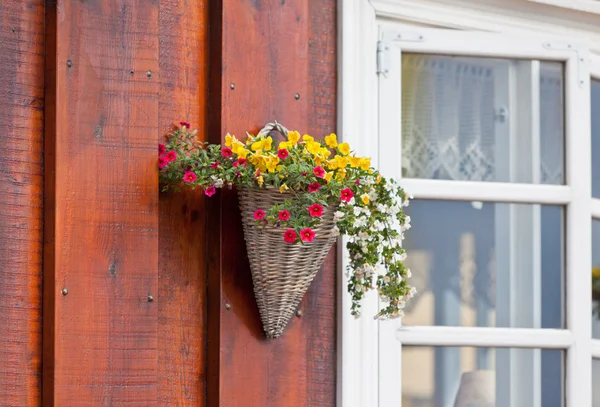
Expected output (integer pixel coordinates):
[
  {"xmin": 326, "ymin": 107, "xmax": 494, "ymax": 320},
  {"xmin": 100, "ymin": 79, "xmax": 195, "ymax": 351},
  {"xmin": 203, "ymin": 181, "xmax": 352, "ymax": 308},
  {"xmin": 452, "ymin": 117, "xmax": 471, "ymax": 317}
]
[{"xmin": 237, "ymin": 122, "xmax": 339, "ymax": 339}]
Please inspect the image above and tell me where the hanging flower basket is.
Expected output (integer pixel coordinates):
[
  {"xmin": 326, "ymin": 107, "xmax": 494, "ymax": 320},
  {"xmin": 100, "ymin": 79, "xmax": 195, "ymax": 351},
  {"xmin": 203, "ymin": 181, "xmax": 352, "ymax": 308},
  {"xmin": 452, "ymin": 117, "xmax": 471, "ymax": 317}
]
[{"xmin": 159, "ymin": 121, "xmax": 415, "ymax": 338}]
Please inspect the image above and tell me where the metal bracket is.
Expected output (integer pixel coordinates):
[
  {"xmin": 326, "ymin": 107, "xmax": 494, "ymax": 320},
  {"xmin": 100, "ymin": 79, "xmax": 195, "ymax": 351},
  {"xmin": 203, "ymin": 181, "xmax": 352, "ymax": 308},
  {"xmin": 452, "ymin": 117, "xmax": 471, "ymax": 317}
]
[
  {"xmin": 377, "ymin": 31, "xmax": 426, "ymax": 76},
  {"xmin": 543, "ymin": 41, "xmax": 588, "ymax": 88}
]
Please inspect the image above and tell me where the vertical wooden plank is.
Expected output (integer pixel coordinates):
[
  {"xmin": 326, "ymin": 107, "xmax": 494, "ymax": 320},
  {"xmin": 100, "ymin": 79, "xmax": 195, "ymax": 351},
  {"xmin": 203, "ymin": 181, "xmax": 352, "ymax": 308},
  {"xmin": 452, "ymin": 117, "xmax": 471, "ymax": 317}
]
[
  {"xmin": 0, "ymin": 1, "xmax": 45, "ymax": 405},
  {"xmin": 158, "ymin": 0, "xmax": 208, "ymax": 405},
  {"xmin": 45, "ymin": 0, "xmax": 159, "ymax": 404},
  {"xmin": 207, "ymin": 0, "xmax": 337, "ymax": 405}
]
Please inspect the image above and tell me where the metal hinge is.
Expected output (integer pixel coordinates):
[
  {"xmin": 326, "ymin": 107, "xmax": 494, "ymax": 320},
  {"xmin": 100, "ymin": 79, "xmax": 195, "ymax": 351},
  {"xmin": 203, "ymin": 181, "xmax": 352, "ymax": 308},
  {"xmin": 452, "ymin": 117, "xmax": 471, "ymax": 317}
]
[
  {"xmin": 543, "ymin": 41, "xmax": 588, "ymax": 88},
  {"xmin": 377, "ymin": 41, "xmax": 389, "ymax": 76}
]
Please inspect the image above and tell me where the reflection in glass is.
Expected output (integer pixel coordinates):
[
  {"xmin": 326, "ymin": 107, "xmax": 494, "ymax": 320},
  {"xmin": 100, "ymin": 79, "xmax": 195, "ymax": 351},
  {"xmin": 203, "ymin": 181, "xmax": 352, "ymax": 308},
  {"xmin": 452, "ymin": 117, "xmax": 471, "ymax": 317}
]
[
  {"xmin": 402, "ymin": 346, "xmax": 563, "ymax": 407},
  {"xmin": 403, "ymin": 200, "xmax": 563, "ymax": 329},
  {"xmin": 592, "ymin": 81, "xmax": 600, "ymax": 197},
  {"xmin": 594, "ymin": 359, "xmax": 600, "ymax": 407},
  {"xmin": 593, "ymin": 220, "xmax": 600, "ymax": 339},
  {"xmin": 401, "ymin": 54, "xmax": 564, "ymax": 184}
]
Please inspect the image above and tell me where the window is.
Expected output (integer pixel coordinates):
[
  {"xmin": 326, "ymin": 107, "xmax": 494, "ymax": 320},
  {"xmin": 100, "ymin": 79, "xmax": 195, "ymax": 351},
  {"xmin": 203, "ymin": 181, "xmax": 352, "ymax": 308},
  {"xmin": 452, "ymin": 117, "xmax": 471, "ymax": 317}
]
[{"xmin": 338, "ymin": 7, "xmax": 595, "ymax": 404}]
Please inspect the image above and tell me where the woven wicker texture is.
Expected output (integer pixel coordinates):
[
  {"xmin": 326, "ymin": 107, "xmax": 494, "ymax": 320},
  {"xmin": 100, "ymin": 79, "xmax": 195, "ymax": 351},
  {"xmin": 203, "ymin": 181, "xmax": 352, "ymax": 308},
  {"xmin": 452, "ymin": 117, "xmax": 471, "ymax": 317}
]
[{"xmin": 238, "ymin": 187, "xmax": 338, "ymax": 338}]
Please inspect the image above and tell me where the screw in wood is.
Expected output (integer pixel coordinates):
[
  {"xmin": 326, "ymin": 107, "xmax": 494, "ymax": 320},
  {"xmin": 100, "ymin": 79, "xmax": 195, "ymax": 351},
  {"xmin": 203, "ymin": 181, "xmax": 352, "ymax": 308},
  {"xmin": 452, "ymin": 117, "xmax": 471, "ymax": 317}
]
[
  {"xmin": 147, "ymin": 295, "xmax": 154, "ymax": 302},
  {"xmin": 130, "ymin": 69, "xmax": 134, "ymax": 75},
  {"xmin": 230, "ymin": 83, "xmax": 235, "ymax": 90},
  {"xmin": 61, "ymin": 288, "xmax": 68, "ymax": 296},
  {"xmin": 66, "ymin": 60, "xmax": 72, "ymax": 68},
  {"xmin": 296, "ymin": 310, "xmax": 303, "ymax": 317},
  {"xmin": 294, "ymin": 93, "xmax": 300, "ymax": 100},
  {"xmin": 146, "ymin": 70, "xmax": 152, "ymax": 78},
  {"xmin": 225, "ymin": 303, "xmax": 231, "ymax": 310}
]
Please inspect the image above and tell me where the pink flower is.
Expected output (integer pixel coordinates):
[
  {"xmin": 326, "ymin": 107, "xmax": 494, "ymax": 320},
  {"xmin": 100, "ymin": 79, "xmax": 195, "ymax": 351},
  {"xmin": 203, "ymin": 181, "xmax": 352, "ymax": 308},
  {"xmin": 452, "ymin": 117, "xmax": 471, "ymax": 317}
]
[
  {"xmin": 284, "ymin": 229, "xmax": 297, "ymax": 244},
  {"xmin": 165, "ymin": 151, "xmax": 177, "ymax": 162},
  {"xmin": 300, "ymin": 228, "xmax": 316, "ymax": 243},
  {"xmin": 279, "ymin": 210, "xmax": 291, "ymax": 221},
  {"xmin": 340, "ymin": 188, "xmax": 354, "ymax": 203},
  {"xmin": 180, "ymin": 121, "xmax": 191, "ymax": 129},
  {"xmin": 237, "ymin": 158, "xmax": 247, "ymax": 166},
  {"xmin": 232, "ymin": 161, "xmax": 239, "ymax": 168},
  {"xmin": 308, "ymin": 203, "xmax": 324, "ymax": 218},
  {"xmin": 308, "ymin": 182, "xmax": 321, "ymax": 193},
  {"xmin": 159, "ymin": 143, "xmax": 166, "ymax": 155},
  {"xmin": 313, "ymin": 166, "xmax": 325, "ymax": 178},
  {"xmin": 221, "ymin": 147, "xmax": 233, "ymax": 158},
  {"xmin": 158, "ymin": 157, "xmax": 168, "ymax": 168},
  {"xmin": 183, "ymin": 171, "xmax": 197, "ymax": 183},
  {"xmin": 254, "ymin": 209, "xmax": 266, "ymax": 220},
  {"xmin": 302, "ymin": 172, "xmax": 308, "ymax": 177},
  {"xmin": 236, "ymin": 172, "xmax": 242, "ymax": 177},
  {"xmin": 211, "ymin": 162, "xmax": 220, "ymax": 169},
  {"xmin": 355, "ymin": 179, "xmax": 360, "ymax": 185},
  {"xmin": 278, "ymin": 149, "xmax": 289, "ymax": 160},
  {"xmin": 204, "ymin": 185, "xmax": 216, "ymax": 197}
]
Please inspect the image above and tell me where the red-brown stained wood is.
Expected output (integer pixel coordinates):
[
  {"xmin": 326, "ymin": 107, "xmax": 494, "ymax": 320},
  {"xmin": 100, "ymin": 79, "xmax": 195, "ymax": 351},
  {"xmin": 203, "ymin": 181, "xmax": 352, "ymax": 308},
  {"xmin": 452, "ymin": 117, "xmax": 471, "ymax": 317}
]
[
  {"xmin": 45, "ymin": 1, "xmax": 159, "ymax": 404},
  {"xmin": 158, "ymin": 0, "xmax": 208, "ymax": 405},
  {"xmin": 208, "ymin": 0, "xmax": 337, "ymax": 405},
  {"xmin": 0, "ymin": 1, "xmax": 45, "ymax": 405}
]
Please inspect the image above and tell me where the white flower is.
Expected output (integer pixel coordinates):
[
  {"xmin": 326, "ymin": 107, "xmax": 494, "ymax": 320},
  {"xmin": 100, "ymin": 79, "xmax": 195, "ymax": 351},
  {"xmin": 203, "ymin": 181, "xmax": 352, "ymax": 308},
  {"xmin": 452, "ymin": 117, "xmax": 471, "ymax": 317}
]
[
  {"xmin": 383, "ymin": 276, "xmax": 391, "ymax": 283},
  {"xmin": 348, "ymin": 197, "xmax": 355, "ymax": 205},
  {"xmin": 355, "ymin": 271, "xmax": 364, "ymax": 280},
  {"xmin": 376, "ymin": 203, "xmax": 387, "ymax": 213},
  {"xmin": 353, "ymin": 206, "xmax": 363, "ymax": 217},
  {"xmin": 358, "ymin": 231, "xmax": 369, "ymax": 240},
  {"xmin": 211, "ymin": 176, "xmax": 224, "ymax": 188},
  {"xmin": 334, "ymin": 211, "xmax": 345, "ymax": 221},
  {"xmin": 368, "ymin": 190, "xmax": 378, "ymax": 201},
  {"xmin": 405, "ymin": 268, "xmax": 412, "ymax": 278},
  {"xmin": 362, "ymin": 246, "xmax": 368, "ymax": 253},
  {"xmin": 332, "ymin": 226, "xmax": 340, "ymax": 234},
  {"xmin": 400, "ymin": 252, "xmax": 407, "ymax": 261}
]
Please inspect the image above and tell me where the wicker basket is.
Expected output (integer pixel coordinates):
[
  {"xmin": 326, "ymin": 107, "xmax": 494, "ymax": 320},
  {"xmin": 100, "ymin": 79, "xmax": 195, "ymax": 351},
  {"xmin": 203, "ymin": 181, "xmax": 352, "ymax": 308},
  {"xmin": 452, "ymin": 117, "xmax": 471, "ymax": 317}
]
[{"xmin": 238, "ymin": 187, "xmax": 339, "ymax": 339}]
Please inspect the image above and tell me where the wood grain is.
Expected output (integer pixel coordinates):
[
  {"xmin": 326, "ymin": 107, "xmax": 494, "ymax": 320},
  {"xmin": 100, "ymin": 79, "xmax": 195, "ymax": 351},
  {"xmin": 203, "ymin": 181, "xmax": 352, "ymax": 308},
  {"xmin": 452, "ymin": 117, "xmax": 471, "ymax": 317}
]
[
  {"xmin": 207, "ymin": 0, "xmax": 337, "ymax": 405},
  {"xmin": 45, "ymin": 1, "xmax": 160, "ymax": 404},
  {"xmin": 0, "ymin": 1, "xmax": 45, "ymax": 405},
  {"xmin": 158, "ymin": 0, "xmax": 209, "ymax": 404}
]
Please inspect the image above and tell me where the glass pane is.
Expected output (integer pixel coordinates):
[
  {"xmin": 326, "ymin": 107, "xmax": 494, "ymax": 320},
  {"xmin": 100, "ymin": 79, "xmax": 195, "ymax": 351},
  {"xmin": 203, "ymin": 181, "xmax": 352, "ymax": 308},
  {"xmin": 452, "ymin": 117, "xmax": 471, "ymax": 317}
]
[
  {"xmin": 593, "ymin": 220, "xmax": 600, "ymax": 338},
  {"xmin": 401, "ymin": 54, "xmax": 564, "ymax": 184},
  {"xmin": 403, "ymin": 200, "xmax": 564, "ymax": 329},
  {"xmin": 594, "ymin": 359, "xmax": 600, "ymax": 407},
  {"xmin": 402, "ymin": 346, "xmax": 563, "ymax": 407},
  {"xmin": 592, "ymin": 81, "xmax": 600, "ymax": 197}
]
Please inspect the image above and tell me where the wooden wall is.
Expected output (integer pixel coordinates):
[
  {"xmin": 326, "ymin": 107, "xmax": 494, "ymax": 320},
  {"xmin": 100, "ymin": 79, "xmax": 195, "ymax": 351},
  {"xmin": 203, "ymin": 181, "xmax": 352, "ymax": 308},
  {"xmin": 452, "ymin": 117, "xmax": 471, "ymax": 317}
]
[{"xmin": 1, "ymin": 0, "xmax": 336, "ymax": 405}]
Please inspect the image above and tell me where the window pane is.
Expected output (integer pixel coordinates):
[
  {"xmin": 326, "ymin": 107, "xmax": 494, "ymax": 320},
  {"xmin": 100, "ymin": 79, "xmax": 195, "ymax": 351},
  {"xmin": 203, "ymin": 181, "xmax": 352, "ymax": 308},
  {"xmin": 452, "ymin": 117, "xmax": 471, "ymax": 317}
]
[
  {"xmin": 594, "ymin": 359, "xmax": 600, "ymax": 407},
  {"xmin": 402, "ymin": 346, "xmax": 563, "ymax": 407},
  {"xmin": 403, "ymin": 200, "xmax": 564, "ymax": 329},
  {"xmin": 593, "ymin": 220, "xmax": 600, "ymax": 339},
  {"xmin": 401, "ymin": 54, "xmax": 564, "ymax": 184},
  {"xmin": 592, "ymin": 81, "xmax": 600, "ymax": 197}
]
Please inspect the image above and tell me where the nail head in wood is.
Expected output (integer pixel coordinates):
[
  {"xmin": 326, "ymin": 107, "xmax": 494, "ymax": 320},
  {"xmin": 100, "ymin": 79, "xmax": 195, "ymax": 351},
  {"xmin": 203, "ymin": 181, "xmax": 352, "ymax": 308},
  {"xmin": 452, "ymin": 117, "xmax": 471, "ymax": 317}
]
[
  {"xmin": 225, "ymin": 303, "xmax": 231, "ymax": 310},
  {"xmin": 130, "ymin": 69, "xmax": 134, "ymax": 74},
  {"xmin": 146, "ymin": 70, "xmax": 152, "ymax": 78},
  {"xmin": 296, "ymin": 310, "xmax": 302, "ymax": 317},
  {"xmin": 147, "ymin": 295, "xmax": 154, "ymax": 302},
  {"xmin": 66, "ymin": 60, "xmax": 72, "ymax": 68},
  {"xmin": 294, "ymin": 93, "xmax": 300, "ymax": 100},
  {"xmin": 230, "ymin": 83, "xmax": 235, "ymax": 90},
  {"xmin": 61, "ymin": 288, "xmax": 68, "ymax": 296}
]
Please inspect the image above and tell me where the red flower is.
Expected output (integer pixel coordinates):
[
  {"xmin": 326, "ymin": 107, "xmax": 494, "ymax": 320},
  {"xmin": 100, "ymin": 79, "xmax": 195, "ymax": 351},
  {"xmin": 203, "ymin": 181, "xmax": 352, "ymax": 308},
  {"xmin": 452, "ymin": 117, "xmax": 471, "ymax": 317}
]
[
  {"xmin": 180, "ymin": 121, "xmax": 191, "ymax": 129},
  {"xmin": 278, "ymin": 149, "xmax": 289, "ymax": 159},
  {"xmin": 183, "ymin": 171, "xmax": 197, "ymax": 183},
  {"xmin": 355, "ymin": 179, "xmax": 361, "ymax": 185},
  {"xmin": 300, "ymin": 228, "xmax": 316, "ymax": 243},
  {"xmin": 254, "ymin": 209, "xmax": 266, "ymax": 220},
  {"xmin": 313, "ymin": 166, "xmax": 325, "ymax": 178},
  {"xmin": 165, "ymin": 151, "xmax": 177, "ymax": 162},
  {"xmin": 340, "ymin": 188, "xmax": 354, "ymax": 202},
  {"xmin": 302, "ymin": 172, "xmax": 308, "ymax": 177},
  {"xmin": 284, "ymin": 229, "xmax": 297, "ymax": 244},
  {"xmin": 279, "ymin": 210, "xmax": 291, "ymax": 221},
  {"xmin": 204, "ymin": 185, "xmax": 216, "ymax": 197},
  {"xmin": 221, "ymin": 147, "xmax": 233, "ymax": 157},
  {"xmin": 232, "ymin": 160, "xmax": 239, "ymax": 168},
  {"xmin": 211, "ymin": 162, "xmax": 220, "ymax": 169},
  {"xmin": 159, "ymin": 143, "xmax": 166, "ymax": 155},
  {"xmin": 158, "ymin": 157, "xmax": 168, "ymax": 168},
  {"xmin": 236, "ymin": 172, "xmax": 242, "ymax": 177},
  {"xmin": 308, "ymin": 182, "xmax": 321, "ymax": 193},
  {"xmin": 237, "ymin": 158, "xmax": 247, "ymax": 166},
  {"xmin": 308, "ymin": 203, "xmax": 324, "ymax": 218}
]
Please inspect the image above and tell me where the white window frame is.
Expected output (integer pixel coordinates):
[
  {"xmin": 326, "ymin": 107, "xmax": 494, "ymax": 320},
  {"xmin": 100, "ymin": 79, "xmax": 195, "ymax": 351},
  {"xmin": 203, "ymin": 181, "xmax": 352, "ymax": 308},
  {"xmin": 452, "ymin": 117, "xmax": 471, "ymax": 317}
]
[{"xmin": 337, "ymin": 1, "xmax": 597, "ymax": 406}]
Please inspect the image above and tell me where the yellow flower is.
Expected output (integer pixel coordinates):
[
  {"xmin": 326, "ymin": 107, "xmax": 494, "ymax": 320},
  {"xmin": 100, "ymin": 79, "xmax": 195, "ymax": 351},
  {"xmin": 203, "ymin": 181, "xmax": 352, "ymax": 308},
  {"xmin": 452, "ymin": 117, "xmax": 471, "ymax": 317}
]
[
  {"xmin": 266, "ymin": 155, "xmax": 280, "ymax": 172},
  {"xmin": 336, "ymin": 169, "xmax": 347, "ymax": 181},
  {"xmin": 303, "ymin": 134, "xmax": 314, "ymax": 143},
  {"xmin": 327, "ymin": 157, "xmax": 339, "ymax": 170},
  {"xmin": 359, "ymin": 157, "xmax": 371, "ymax": 171},
  {"xmin": 349, "ymin": 156, "xmax": 362, "ymax": 168},
  {"xmin": 307, "ymin": 141, "xmax": 321, "ymax": 155},
  {"xmin": 324, "ymin": 172, "xmax": 333, "ymax": 182},
  {"xmin": 315, "ymin": 157, "xmax": 323, "ymax": 166},
  {"xmin": 338, "ymin": 142, "xmax": 351, "ymax": 155},
  {"xmin": 287, "ymin": 131, "xmax": 301, "ymax": 144},
  {"xmin": 361, "ymin": 194, "xmax": 370, "ymax": 205},
  {"xmin": 594, "ymin": 267, "xmax": 600, "ymax": 278},
  {"xmin": 237, "ymin": 147, "xmax": 249, "ymax": 159},
  {"xmin": 225, "ymin": 133, "xmax": 236, "ymax": 147},
  {"xmin": 279, "ymin": 141, "xmax": 291, "ymax": 150},
  {"xmin": 251, "ymin": 139, "xmax": 265, "ymax": 151},
  {"xmin": 245, "ymin": 134, "xmax": 255, "ymax": 146},
  {"xmin": 263, "ymin": 136, "xmax": 273, "ymax": 151},
  {"xmin": 317, "ymin": 147, "xmax": 332, "ymax": 159},
  {"xmin": 279, "ymin": 184, "xmax": 289, "ymax": 193},
  {"xmin": 337, "ymin": 156, "xmax": 349, "ymax": 168},
  {"xmin": 376, "ymin": 175, "xmax": 382, "ymax": 184},
  {"xmin": 257, "ymin": 176, "xmax": 264, "ymax": 187},
  {"xmin": 325, "ymin": 133, "xmax": 338, "ymax": 148}
]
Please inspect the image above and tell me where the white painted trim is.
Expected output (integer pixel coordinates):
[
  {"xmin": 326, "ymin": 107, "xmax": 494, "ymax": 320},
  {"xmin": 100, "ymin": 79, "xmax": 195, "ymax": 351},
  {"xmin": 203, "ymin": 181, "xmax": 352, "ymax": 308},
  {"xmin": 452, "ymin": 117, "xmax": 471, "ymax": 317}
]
[
  {"xmin": 592, "ymin": 339, "xmax": 600, "ymax": 358},
  {"xmin": 525, "ymin": 0, "xmax": 600, "ymax": 15},
  {"xmin": 337, "ymin": 1, "xmax": 379, "ymax": 407},
  {"xmin": 592, "ymin": 198, "xmax": 600, "ymax": 219},
  {"xmin": 397, "ymin": 326, "xmax": 574, "ymax": 349},
  {"xmin": 401, "ymin": 179, "xmax": 571, "ymax": 204},
  {"xmin": 592, "ymin": 55, "xmax": 600, "ymax": 80}
]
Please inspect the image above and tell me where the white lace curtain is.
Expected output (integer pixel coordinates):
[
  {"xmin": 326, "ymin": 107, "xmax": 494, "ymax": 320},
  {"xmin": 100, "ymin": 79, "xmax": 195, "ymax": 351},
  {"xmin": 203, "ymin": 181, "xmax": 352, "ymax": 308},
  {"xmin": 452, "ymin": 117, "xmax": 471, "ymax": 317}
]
[{"xmin": 401, "ymin": 55, "xmax": 564, "ymax": 184}]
